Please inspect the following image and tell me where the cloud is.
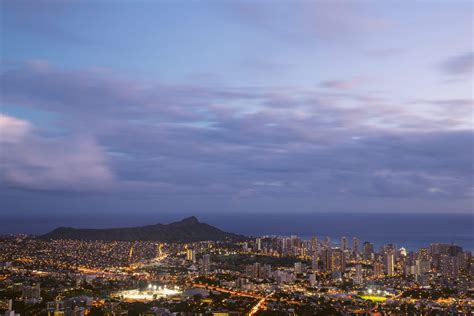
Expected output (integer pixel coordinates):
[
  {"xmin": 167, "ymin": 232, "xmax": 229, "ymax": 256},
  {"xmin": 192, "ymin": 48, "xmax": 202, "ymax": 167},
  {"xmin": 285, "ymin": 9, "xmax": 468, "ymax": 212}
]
[
  {"xmin": 365, "ymin": 48, "xmax": 404, "ymax": 58},
  {"xmin": 320, "ymin": 79, "xmax": 364, "ymax": 90},
  {"xmin": 225, "ymin": 0, "xmax": 391, "ymax": 44},
  {"xmin": 0, "ymin": 61, "xmax": 472, "ymax": 205},
  {"xmin": 0, "ymin": 114, "xmax": 31, "ymax": 142},
  {"xmin": 440, "ymin": 52, "xmax": 474, "ymax": 76},
  {"xmin": 2, "ymin": 0, "xmax": 90, "ymax": 44},
  {"xmin": 0, "ymin": 114, "xmax": 114, "ymax": 191},
  {"xmin": 428, "ymin": 99, "xmax": 473, "ymax": 107}
]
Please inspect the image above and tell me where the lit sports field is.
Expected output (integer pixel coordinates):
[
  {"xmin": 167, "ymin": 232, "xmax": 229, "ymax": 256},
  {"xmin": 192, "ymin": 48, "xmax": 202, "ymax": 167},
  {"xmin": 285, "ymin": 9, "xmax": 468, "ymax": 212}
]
[{"xmin": 360, "ymin": 295, "xmax": 388, "ymax": 302}]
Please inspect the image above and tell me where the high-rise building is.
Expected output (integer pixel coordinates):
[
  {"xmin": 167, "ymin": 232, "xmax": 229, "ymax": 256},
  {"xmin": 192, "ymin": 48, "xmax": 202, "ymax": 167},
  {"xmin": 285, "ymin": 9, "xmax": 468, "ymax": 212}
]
[
  {"xmin": 415, "ymin": 259, "xmax": 431, "ymax": 276},
  {"xmin": 252, "ymin": 262, "xmax": 261, "ymax": 278},
  {"xmin": 448, "ymin": 245, "xmax": 463, "ymax": 257},
  {"xmin": 363, "ymin": 242, "xmax": 374, "ymax": 259},
  {"xmin": 291, "ymin": 235, "xmax": 302, "ymax": 249},
  {"xmin": 440, "ymin": 255, "xmax": 459, "ymax": 278},
  {"xmin": 418, "ymin": 248, "xmax": 429, "ymax": 260},
  {"xmin": 341, "ymin": 236, "xmax": 348, "ymax": 251},
  {"xmin": 354, "ymin": 264, "xmax": 363, "ymax": 285},
  {"xmin": 384, "ymin": 252, "xmax": 395, "ymax": 276},
  {"xmin": 261, "ymin": 264, "xmax": 272, "ymax": 279},
  {"xmin": 201, "ymin": 254, "xmax": 211, "ymax": 276},
  {"xmin": 21, "ymin": 284, "xmax": 41, "ymax": 299},
  {"xmin": 308, "ymin": 273, "xmax": 316, "ymax": 286},
  {"xmin": 322, "ymin": 248, "xmax": 332, "ymax": 273},
  {"xmin": 256, "ymin": 238, "xmax": 262, "ymax": 251},
  {"xmin": 186, "ymin": 248, "xmax": 196, "ymax": 263},
  {"xmin": 429, "ymin": 243, "xmax": 451, "ymax": 256},
  {"xmin": 374, "ymin": 261, "xmax": 384, "ymax": 278},
  {"xmin": 311, "ymin": 252, "xmax": 319, "ymax": 272},
  {"xmin": 294, "ymin": 262, "xmax": 302, "ymax": 274},
  {"xmin": 352, "ymin": 237, "xmax": 360, "ymax": 256},
  {"xmin": 2, "ymin": 300, "xmax": 19, "ymax": 316},
  {"xmin": 399, "ymin": 247, "xmax": 407, "ymax": 257},
  {"xmin": 156, "ymin": 243, "xmax": 163, "ymax": 257},
  {"xmin": 331, "ymin": 248, "xmax": 345, "ymax": 274},
  {"xmin": 311, "ymin": 236, "xmax": 318, "ymax": 253},
  {"xmin": 324, "ymin": 236, "xmax": 331, "ymax": 249}
]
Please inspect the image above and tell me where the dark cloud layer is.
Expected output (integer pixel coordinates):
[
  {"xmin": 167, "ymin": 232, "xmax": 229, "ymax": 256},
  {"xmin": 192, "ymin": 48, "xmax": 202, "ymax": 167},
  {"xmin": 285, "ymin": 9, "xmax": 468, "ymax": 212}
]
[
  {"xmin": 441, "ymin": 52, "xmax": 474, "ymax": 76},
  {"xmin": 0, "ymin": 62, "xmax": 473, "ymax": 213}
]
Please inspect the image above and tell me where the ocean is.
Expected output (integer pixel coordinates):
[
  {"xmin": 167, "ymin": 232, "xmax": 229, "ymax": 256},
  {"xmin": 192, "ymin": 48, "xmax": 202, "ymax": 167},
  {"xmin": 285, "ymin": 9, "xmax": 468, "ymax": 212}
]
[{"xmin": 1, "ymin": 212, "xmax": 473, "ymax": 251}]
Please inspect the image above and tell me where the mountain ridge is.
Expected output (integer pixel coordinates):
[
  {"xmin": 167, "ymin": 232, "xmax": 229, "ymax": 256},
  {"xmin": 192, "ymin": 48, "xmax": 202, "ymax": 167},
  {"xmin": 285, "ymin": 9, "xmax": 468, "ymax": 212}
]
[{"xmin": 40, "ymin": 216, "xmax": 244, "ymax": 242}]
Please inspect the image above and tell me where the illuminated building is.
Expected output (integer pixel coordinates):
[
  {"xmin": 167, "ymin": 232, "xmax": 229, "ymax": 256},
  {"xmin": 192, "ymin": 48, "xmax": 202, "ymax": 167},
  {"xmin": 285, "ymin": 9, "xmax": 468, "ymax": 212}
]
[
  {"xmin": 429, "ymin": 243, "xmax": 451, "ymax": 255},
  {"xmin": 186, "ymin": 248, "xmax": 196, "ymax": 263},
  {"xmin": 311, "ymin": 236, "xmax": 318, "ymax": 253},
  {"xmin": 21, "ymin": 284, "xmax": 41, "ymax": 299},
  {"xmin": 252, "ymin": 262, "xmax": 260, "ymax": 278},
  {"xmin": 294, "ymin": 262, "xmax": 302, "ymax": 274},
  {"xmin": 418, "ymin": 247, "xmax": 429, "ymax": 260},
  {"xmin": 331, "ymin": 248, "xmax": 345, "ymax": 274},
  {"xmin": 256, "ymin": 238, "xmax": 262, "ymax": 251},
  {"xmin": 384, "ymin": 252, "xmax": 395, "ymax": 276},
  {"xmin": 415, "ymin": 259, "xmax": 430, "ymax": 275},
  {"xmin": 3, "ymin": 300, "xmax": 19, "ymax": 316},
  {"xmin": 440, "ymin": 255, "xmax": 459, "ymax": 278},
  {"xmin": 311, "ymin": 252, "xmax": 319, "ymax": 272},
  {"xmin": 201, "ymin": 254, "xmax": 211, "ymax": 276},
  {"xmin": 261, "ymin": 264, "xmax": 272, "ymax": 279},
  {"xmin": 354, "ymin": 264, "xmax": 363, "ymax": 285},
  {"xmin": 374, "ymin": 261, "xmax": 384, "ymax": 278},
  {"xmin": 308, "ymin": 273, "xmax": 316, "ymax": 286},
  {"xmin": 341, "ymin": 236, "xmax": 348, "ymax": 251},
  {"xmin": 363, "ymin": 242, "xmax": 374, "ymax": 260},
  {"xmin": 322, "ymin": 248, "xmax": 332, "ymax": 272},
  {"xmin": 352, "ymin": 237, "xmax": 359, "ymax": 256},
  {"xmin": 323, "ymin": 236, "xmax": 331, "ymax": 249}
]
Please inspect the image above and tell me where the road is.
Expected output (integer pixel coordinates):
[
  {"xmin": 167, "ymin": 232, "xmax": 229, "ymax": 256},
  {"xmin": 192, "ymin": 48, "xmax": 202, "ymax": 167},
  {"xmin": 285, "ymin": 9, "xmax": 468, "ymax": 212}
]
[
  {"xmin": 249, "ymin": 292, "xmax": 274, "ymax": 316},
  {"xmin": 193, "ymin": 283, "xmax": 300, "ymax": 306}
]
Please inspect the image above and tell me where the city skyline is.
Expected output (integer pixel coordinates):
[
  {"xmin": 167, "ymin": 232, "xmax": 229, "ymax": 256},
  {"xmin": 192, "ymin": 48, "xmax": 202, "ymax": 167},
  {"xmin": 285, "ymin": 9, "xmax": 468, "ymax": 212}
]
[
  {"xmin": 0, "ymin": 218, "xmax": 472, "ymax": 315},
  {"xmin": 1, "ymin": 2, "xmax": 473, "ymax": 314},
  {"xmin": 1, "ymin": 0, "xmax": 473, "ymax": 217}
]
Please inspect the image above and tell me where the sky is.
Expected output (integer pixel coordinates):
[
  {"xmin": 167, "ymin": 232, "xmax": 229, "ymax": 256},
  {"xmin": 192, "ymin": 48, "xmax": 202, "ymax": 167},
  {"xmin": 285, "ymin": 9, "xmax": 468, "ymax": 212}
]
[{"xmin": 0, "ymin": 0, "xmax": 473, "ymax": 222}]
